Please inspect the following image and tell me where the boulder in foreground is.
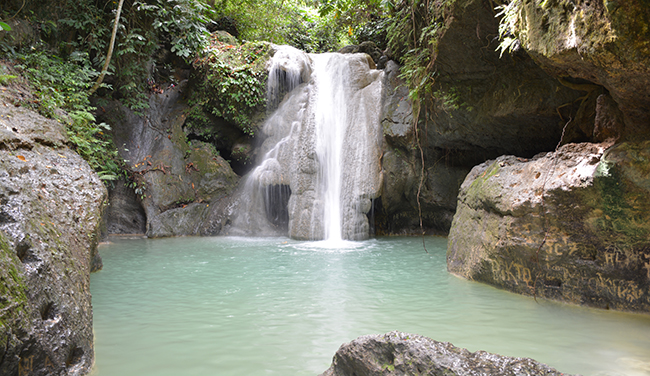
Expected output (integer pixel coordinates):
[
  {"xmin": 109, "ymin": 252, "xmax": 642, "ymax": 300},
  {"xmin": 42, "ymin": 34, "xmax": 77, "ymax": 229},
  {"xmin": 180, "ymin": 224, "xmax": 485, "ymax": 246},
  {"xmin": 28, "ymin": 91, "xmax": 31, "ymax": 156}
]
[{"xmin": 319, "ymin": 331, "xmax": 569, "ymax": 376}]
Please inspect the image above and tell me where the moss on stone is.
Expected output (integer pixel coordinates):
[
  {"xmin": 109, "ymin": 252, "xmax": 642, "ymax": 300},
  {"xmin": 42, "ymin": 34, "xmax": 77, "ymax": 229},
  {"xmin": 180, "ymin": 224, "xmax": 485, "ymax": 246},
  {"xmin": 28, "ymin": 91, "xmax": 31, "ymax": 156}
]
[{"xmin": 0, "ymin": 231, "xmax": 28, "ymax": 339}]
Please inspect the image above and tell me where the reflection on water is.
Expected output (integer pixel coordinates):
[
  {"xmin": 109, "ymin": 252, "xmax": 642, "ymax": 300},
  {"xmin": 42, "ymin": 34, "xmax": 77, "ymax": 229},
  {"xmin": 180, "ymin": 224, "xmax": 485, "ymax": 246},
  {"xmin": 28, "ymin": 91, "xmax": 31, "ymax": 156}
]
[{"xmin": 90, "ymin": 236, "xmax": 650, "ymax": 376}]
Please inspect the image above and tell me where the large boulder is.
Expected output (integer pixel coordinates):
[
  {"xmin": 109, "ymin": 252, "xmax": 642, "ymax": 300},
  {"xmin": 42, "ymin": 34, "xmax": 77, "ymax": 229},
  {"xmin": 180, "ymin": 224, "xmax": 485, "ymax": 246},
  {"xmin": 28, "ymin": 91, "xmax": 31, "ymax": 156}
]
[
  {"xmin": 448, "ymin": 141, "xmax": 650, "ymax": 313},
  {"xmin": 0, "ymin": 101, "xmax": 107, "ymax": 374},
  {"xmin": 505, "ymin": 0, "xmax": 650, "ymax": 139},
  {"xmin": 319, "ymin": 331, "xmax": 570, "ymax": 376}
]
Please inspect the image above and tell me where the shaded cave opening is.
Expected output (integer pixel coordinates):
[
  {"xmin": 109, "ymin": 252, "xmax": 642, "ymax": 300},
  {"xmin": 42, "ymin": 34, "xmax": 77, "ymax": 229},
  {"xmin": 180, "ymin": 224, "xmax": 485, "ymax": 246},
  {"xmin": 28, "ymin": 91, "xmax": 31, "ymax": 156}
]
[{"xmin": 263, "ymin": 184, "xmax": 291, "ymax": 231}]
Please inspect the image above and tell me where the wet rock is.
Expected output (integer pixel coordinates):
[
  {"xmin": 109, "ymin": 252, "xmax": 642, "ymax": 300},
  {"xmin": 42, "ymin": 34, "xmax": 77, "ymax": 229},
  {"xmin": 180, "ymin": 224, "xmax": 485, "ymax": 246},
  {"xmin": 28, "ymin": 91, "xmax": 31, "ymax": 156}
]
[
  {"xmin": 339, "ymin": 41, "xmax": 387, "ymax": 69},
  {"xmin": 378, "ymin": 61, "xmax": 469, "ymax": 234},
  {"xmin": 381, "ymin": 61, "xmax": 413, "ymax": 149},
  {"xmin": 98, "ymin": 83, "xmax": 239, "ymax": 238},
  {"xmin": 379, "ymin": 149, "xmax": 468, "ymax": 234},
  {"xmin": 594, "ymin": 93, "xmax": 625, "ymax": 143},
  {"xmin": 508, "ymin": 0, "xmax": 650, "ymax": 139},
  {"xmin": 319, "ymin": 331, "xmax": 570, "ymax": 376},
  {"xmin": 0, "ymin": 103, "xmax": 107, "ymax": 375},
  {"xmin": 147, "ymin": 203, "xmax": 210, "ymax": 238},
  {"xmin": 448, "ymin": 142, "xmax": 650, "ymax": 313}
]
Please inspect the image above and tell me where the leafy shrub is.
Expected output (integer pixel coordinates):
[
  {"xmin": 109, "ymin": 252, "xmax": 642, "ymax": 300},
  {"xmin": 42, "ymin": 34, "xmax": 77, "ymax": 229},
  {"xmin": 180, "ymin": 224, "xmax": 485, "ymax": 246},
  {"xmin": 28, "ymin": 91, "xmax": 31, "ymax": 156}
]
[
  {"xmin": 189, "ymin": 36, "xmax": 271, "ymax": 136},
  {"xmin": 16, "ymin": 50, "xmax": 97, "ymax": 116},
  {"xmin": 15, "ymin": 49, "xmax": 121, "ymax": 182},
  {"xmin": 67, "ymin": 111, "xmax": 120, "ymax": 181}
]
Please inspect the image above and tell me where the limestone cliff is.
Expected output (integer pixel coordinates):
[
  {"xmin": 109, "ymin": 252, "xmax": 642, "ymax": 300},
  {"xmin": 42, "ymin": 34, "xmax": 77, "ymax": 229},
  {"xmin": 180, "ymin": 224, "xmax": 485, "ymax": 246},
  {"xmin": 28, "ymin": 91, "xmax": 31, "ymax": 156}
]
[
  {"xmin": 0, "ymin": 92, "xmax": 107, "ymax": 374},
  {"xmin": 503, "ymin": 0, "xmax": 650, "ymax": 139},
  {"xmin": 99, "ymin": 84, "xmax": 239, "ymax": 238},
  {"xmin": 377, "ymin": 0, "xmax": 586, "ymax": 234}
]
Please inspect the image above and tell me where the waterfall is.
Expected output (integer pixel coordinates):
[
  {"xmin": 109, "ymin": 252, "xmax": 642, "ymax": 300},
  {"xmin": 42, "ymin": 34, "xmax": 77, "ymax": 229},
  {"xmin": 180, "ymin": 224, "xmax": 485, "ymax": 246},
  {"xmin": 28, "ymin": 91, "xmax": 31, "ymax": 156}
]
[{"xmin": 232, "ymin": 46, "xmax": 384, "ymax": 241}]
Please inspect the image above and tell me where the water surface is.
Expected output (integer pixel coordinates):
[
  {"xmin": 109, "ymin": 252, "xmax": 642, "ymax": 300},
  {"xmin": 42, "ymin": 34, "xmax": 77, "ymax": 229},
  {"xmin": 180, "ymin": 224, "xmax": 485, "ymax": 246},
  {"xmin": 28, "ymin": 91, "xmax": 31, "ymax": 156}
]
[{"xmin": 90, "ymin": 236, "xmax": 650, "ymax": 376}]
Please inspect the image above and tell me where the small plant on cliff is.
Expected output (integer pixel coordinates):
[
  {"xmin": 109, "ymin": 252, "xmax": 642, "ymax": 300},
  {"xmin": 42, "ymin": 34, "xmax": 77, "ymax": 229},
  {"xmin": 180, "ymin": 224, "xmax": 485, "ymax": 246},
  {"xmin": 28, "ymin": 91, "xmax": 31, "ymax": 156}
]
[{"xmin": 495, "ymin": 0, "xmax": 522, "ymax": 57}]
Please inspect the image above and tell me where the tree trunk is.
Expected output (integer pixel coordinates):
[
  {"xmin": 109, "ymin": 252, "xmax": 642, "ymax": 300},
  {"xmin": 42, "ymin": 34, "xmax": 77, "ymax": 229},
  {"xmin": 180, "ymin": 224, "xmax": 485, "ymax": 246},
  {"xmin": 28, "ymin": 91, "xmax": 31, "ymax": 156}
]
[{"xmin": 89, "ymin": 0, "xmax": 125, "ymax": 96}]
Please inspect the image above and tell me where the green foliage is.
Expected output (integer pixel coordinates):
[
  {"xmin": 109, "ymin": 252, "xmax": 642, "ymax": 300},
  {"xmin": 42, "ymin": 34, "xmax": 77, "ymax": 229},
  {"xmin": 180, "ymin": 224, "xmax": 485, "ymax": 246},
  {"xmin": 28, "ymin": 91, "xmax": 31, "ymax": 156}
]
[
  {"xmin": 215, "ymin": 0, "xmax": 344, "ymax": 52},
  {"xmin": 48, "ymin": 0, "xmax": 210, "ymax": 110},
  {"xmin": 286, "ymin": 10, "xmax": 349, "ymax": 53},
  {"xmin": 386, "ymin": 0, "xmax": 456, "ymax": 114},
  {"xmin": 315, "ymin": 0, "xmax": 394, "ymax": 49},
  {"xmin": 318, "ymin": 0, "xmax": 393, "ymax": 26},
  {"xmin": 66, "ymin": 111, "xmax": 121, "ymax": 181},
  {"xmin": 190, "ymin": 36, "xmax": 271, "ymax": 136},
  {"xmin": 16, "ymin": 50, "xmax": 97, "ymax": 116},
  {"xmin": 0, "ymin": 22, "xmax": 11, "ymax": 31},
  {"xmin": 496, "ymin": 0, "xmax": 522, "ymax": 57},
  {"xmin": 134, "ymin": 0, "xmax": 210, "ymax": 58},
  {"xmin": 15, "ymin": 50, "xmax": 121, "ymax": 183},
  {"xmin": 0, "ymin": 74, "xmax": 18, "ymax": 85}
]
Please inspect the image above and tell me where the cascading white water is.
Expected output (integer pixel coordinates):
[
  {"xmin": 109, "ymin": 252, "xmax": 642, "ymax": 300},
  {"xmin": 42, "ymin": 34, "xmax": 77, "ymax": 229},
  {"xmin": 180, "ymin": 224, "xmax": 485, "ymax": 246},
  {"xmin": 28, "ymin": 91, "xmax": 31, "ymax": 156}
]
[
  {"xmin": 233, "ymin": 46, "xmax": 384, "ymax": 241},
  {"xmin": 312, "ymin": 55, "xmax": 347, "ymax": 242}
]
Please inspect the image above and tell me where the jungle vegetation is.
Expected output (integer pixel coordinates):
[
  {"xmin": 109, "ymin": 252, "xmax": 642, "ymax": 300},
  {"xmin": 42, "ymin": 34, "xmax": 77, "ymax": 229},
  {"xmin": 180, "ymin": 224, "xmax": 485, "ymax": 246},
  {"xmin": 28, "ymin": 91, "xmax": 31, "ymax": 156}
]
[{"xmin": 0, "ymin": 0, "xmax": 509, "ymax": 183}]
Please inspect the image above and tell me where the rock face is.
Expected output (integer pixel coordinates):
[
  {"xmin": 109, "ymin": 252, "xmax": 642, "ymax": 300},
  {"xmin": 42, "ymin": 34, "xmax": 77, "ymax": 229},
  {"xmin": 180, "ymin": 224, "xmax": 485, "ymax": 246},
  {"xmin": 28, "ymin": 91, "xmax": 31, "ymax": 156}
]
[
  {"xmin": 378, "ymin": 61, "xmax": 469, "ymax": 234},
  {"xmin": 375, "ymin": 0, "xmax": 587, "ymax": 234},
  {"xmin": 448, "ymin": 142, "xmax": 650, "ymax": 312},
  {"xmin": 508, "ymin": 0, "xmax": 650, "ymax": 139},
  {"xmin": 0, "ymin": 103, "xmax": 107, "ymax": 374},
  {"xmin": 319, "ymin": 331, "xmax": 569, "ymax": 376},
  {"xmin": 423, "ymin": 0, "xmax": 584, "ymax": 163},
  {"xmin": 99, "ymin": 83, "xmax": 239, "ymax": 238},
  {"xmin": 104, "ymin": 177, "xmax": 146, "ymax": 235}
]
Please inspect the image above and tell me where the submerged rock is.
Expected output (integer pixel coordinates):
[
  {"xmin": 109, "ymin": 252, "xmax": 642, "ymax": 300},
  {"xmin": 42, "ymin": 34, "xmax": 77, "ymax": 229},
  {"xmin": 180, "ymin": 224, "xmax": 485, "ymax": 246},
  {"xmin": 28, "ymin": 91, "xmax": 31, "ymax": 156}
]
[
  {"xmin": 448, "ymin": 142, "xmax": 650, "ymax": 313},
  {"xmin": 319, "ymin": 331, "xmax": 570, "ymax": 376},
  {"xmin": 0, "ymin": 101, "xmax": 107, "ymax": 374}
]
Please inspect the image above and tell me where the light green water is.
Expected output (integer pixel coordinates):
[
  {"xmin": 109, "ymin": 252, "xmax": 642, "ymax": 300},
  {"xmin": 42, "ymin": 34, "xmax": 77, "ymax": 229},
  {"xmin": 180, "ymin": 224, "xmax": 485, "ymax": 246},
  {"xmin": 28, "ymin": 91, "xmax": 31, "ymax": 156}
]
[{"xmin": 90, "ymin": 236, "xmax": 650, "ymax": 376}]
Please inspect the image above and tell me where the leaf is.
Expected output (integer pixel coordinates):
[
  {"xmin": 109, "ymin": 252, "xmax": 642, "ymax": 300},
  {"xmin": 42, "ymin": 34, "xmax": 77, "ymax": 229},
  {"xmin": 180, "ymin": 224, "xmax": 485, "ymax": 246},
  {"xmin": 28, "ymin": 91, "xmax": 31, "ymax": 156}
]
[
  {"xmin": 99, "ymin": 174, "xmax": 118, "ymax": 181},
  {"xmin": 16, "ymin": 155, "xmax": 26, "ymax": 161},
  {"xmin": 0, "ymin": 22, "xmax": 11, "ymax": 32}
]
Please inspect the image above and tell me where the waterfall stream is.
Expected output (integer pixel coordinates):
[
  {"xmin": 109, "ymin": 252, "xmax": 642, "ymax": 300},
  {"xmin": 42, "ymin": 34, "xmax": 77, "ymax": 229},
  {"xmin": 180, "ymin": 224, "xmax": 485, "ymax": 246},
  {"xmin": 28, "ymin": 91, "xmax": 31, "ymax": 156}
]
[{"xmin": 232, "ymin": 46, "xmax": 384, "ymax": 241}]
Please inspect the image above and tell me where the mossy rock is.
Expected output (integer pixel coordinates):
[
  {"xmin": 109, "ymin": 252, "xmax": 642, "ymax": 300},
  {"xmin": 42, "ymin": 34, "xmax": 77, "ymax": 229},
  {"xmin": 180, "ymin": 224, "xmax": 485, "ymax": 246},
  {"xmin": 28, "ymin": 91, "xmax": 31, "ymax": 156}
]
[{"xmin": 448, "ymin": 142, "xmax": 650, "ymax": 313}]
